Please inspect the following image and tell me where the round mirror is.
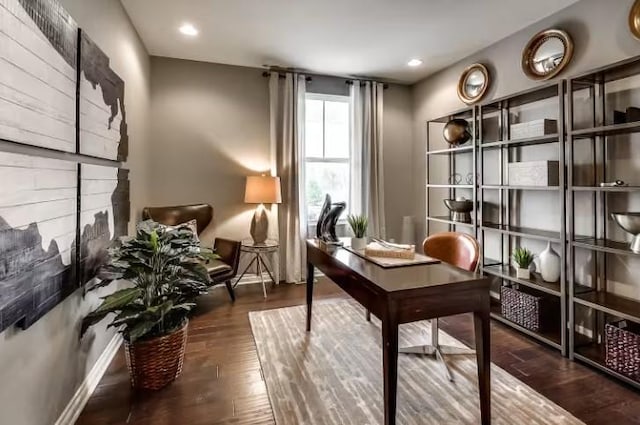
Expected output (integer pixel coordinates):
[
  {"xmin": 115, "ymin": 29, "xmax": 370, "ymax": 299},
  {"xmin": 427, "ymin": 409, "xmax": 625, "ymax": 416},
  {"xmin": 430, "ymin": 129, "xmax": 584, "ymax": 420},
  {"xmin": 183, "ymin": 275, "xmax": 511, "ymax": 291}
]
[
  {"xmin": 629, "ymin": 0, "xmax": 640, "ymax": 40},
  {"xmin": 522, "ymin": 29, "xmax": 573, "ymax": 80},
  {"xmin": 457, "ymin": 63, "xmax": 490, "ymax": 104}
]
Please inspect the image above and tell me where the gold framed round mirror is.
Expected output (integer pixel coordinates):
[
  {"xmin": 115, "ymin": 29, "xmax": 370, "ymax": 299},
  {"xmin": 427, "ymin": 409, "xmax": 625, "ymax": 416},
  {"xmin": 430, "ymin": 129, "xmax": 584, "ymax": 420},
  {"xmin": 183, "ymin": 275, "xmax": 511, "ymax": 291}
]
[
  {"xmin": 521, "ymin": 29, "xmax": 574, "ymax": 81},
  {"xmin": 457, "ymin": 63, "xmax": 490, "ymax": 105},
  {"xmin": 629, "ymin": 0, "xmax": 640, "ymax": 40}
]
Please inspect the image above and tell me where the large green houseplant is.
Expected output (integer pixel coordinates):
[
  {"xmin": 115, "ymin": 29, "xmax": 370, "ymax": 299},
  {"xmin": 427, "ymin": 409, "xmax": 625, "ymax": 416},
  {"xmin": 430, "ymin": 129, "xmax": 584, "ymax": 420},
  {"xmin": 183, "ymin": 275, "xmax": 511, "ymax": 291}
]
[{"xmin": 82, "ymin": 220, "xmax": 214, "ymax": 390}]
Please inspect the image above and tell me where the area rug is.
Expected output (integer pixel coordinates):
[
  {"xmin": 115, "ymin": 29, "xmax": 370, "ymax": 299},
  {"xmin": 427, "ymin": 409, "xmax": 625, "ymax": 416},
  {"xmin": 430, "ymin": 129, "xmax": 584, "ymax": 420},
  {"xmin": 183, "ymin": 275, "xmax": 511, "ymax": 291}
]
[{"xmin": 249, "ymin": 300, "xmax": 584, "ymax": 425}]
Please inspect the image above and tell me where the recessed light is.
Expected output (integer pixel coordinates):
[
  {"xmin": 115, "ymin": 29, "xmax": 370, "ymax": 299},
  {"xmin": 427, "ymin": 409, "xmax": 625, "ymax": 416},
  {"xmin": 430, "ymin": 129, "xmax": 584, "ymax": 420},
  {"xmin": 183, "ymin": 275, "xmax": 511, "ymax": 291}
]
[
  {"xmin": 179, "ymin": 23, "xmax": 198, "ymax": 36},
  {"xmin": 407, "ymin": 59, "xmax": 423, "ymax": 67}
]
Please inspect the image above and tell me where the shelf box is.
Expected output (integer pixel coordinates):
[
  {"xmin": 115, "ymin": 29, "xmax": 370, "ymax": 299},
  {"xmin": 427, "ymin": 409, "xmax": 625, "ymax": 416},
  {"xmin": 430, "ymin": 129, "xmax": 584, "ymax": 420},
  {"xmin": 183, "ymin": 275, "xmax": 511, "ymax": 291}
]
[
  {"xmin": 605, "ymin": 320, "xmax": 640, "ymax": 383},
  {"xmin": 508, "ymin": 160, "xmax": 559, "ymax": 187},
  {"xmin": 510, "ymin": 119, "xmax": 557, "ymax": 140},
  {"xmin": 501, "ymin": 285, "xmax": 559, "ymax": 332}
]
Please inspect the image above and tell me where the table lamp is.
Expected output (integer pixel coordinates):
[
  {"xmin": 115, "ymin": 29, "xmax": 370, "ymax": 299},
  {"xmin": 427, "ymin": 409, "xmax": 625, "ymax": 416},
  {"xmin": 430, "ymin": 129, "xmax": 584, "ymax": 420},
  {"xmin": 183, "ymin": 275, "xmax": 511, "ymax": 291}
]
[{"xmin": 245, "ymin": 175, "xmax": 282, "ymax": 245}]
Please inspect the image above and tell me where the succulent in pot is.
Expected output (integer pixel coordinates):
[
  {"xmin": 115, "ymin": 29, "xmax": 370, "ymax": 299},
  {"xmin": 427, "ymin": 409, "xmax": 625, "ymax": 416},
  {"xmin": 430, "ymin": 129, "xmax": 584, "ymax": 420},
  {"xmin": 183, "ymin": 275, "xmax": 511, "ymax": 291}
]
[
  {"xmin": 512, "ymin": 247, "xmax": 534, "ymax": 280},
  {"xmin": 347, "ymin": 214, "xmax": 368, "ymax": 250},
  {"xmin": 82, "ymin": 220, "xmax": 216, "ymax": 390}
]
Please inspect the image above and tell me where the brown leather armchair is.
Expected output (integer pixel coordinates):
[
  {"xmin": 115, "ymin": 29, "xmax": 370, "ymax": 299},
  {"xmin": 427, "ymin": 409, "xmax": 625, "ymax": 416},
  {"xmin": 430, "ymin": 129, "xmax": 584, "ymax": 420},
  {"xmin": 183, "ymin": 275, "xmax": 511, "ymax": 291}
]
[{"xmin": 142, "ymin": 204, "xmax": 241, "ymax": 302}]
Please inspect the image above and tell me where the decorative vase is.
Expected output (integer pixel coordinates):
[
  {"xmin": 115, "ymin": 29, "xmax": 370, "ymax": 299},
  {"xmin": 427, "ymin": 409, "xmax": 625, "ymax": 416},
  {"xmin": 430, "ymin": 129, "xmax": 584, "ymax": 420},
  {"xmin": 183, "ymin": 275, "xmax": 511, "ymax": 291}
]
[
  {"xmin": 516, "ymin": 268, "xmax": 530, "ymax": 280},
  {"xmin": 124, "ymin": 320, "xmax": 188, "ymax": 390},
  {"xmin": 539, "ymin": 241, "xmax": 561, "ymax": 282},
  {"xmin": 351, "ymin": 237, "xmax": 367, "ymax": 250}
]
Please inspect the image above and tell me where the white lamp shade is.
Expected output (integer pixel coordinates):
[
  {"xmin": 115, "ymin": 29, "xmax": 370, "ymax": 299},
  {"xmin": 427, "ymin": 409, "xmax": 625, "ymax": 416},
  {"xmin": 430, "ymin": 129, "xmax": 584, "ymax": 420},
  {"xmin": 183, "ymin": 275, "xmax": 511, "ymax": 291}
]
[{"xmin": 244, "ymin": 175, "xmax": 282, "ymax": 204}]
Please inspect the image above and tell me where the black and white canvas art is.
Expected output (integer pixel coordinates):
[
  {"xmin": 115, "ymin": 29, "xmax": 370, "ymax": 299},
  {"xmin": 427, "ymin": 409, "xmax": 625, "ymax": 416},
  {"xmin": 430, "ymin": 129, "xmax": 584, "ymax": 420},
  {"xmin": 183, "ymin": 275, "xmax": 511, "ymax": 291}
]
[
  {"xmin": 0, "ymin": 0, "xmax": 131, "ymax": 333},
  {"xmin": 0, "ymin": 0, "xmax": 78, "ymax": 152},
  {"xmin": 0, "ymin": 151, "xmax": 77, "ymax": 331},
  {"xmin": 79, "ymin": 32, "xmax": 128, "ymax": 161},
  {"xmin": 79, "ymin": 164, "xmax": 130, "ymax": 285}
]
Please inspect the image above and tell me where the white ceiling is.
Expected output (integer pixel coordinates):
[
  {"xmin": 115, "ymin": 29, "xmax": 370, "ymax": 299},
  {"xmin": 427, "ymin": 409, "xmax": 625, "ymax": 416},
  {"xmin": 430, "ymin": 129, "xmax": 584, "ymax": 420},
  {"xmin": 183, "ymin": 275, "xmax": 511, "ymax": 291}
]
[{"xmin": 121, "ymin": 0, "xmax": 579, "ymax": 84}]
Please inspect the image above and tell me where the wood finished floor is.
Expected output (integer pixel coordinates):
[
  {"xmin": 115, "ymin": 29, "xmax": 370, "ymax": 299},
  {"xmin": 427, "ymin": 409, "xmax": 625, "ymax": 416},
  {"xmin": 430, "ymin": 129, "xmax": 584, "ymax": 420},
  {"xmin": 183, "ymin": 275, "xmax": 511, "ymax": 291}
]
[{"xmin": 77, "ymin": 279, "xmax": 640, "ymax": 425}]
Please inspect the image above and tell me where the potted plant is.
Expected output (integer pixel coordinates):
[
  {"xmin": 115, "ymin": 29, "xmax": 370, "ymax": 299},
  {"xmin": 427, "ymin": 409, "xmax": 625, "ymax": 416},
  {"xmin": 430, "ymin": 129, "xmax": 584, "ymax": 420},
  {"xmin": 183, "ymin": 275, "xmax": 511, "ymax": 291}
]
[
  {"xmin": 347, "ymin": 214, "xmax": 368, "ymax": 250},
  {"xmin": 512, "ymin": 247, "xmax": 534, "ymax": 280},
  {"xmin": 82, "ymin": 220, "xmax": 214, "ymax": 390}
]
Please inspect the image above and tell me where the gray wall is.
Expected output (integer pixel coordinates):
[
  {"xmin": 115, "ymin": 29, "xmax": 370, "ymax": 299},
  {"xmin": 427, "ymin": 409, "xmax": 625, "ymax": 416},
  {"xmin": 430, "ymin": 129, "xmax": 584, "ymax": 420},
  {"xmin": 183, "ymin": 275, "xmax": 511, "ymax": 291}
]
[
  {"xmin": 149, "ymin": 57, "xmax": 413, "ymax": 244},
  {"xmin": 412, "ymin": 0, "xmax": 640, "ymax": 300},
  {"xmin": 148, "ymin": 57, "xmax": 270, "ymax": 245},
  {"xmin": 383, "ymin": 85, "xmax": 414, "ymax": 241},
  {"xmin": 0, "ymin": 1, "xmax": 151, "ymax": 424}
]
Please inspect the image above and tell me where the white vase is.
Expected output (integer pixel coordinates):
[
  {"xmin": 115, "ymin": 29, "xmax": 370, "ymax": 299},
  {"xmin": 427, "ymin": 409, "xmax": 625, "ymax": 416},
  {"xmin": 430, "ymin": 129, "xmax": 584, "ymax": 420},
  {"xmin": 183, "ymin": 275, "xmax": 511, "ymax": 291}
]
[
  {"xmin": 516, "ymin": 268, "xmax": 530, "ymax": 280},
  {"xmin": 351, "ymin": 237, "xmax": 367, "ymax": 250},
  {"xmin": 539, "ymin": 241, "xmax": 561, "ymax": 282}
]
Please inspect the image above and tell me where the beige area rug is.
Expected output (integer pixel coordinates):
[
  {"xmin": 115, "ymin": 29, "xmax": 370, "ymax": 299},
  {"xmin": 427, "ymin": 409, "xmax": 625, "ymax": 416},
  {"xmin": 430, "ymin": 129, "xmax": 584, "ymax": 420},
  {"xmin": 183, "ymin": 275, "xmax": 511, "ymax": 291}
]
[{"xmin": 249, "ymin": 300, "xmax": 584, "ymax": 425}]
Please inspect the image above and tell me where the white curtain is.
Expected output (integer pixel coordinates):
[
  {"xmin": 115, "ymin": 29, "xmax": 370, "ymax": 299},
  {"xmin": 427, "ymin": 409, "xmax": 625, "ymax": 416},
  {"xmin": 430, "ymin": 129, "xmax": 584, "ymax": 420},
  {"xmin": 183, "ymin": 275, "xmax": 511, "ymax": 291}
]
[
  {"xmin": 350, "ymin": 80, "xmax": 386, "ymax": 239},
  {"xmin": 269, "ymin": 73, "xmax": 307, "ymax": 283}
]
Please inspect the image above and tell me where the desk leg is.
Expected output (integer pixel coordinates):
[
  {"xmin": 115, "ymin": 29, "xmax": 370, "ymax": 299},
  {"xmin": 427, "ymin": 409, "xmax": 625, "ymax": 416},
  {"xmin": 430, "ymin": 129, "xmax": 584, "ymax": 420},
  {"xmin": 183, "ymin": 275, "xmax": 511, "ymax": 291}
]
[
  {"xmin": 474, "ymin": 309, "xmax": 491, "ymax": 425},
  {"xmin": 306, "ymin": 262, "xmax": 314, "ymax": 332},
  {"xmin": 382, "ymin": 317, "xmax": 398, "ymax": 425}
]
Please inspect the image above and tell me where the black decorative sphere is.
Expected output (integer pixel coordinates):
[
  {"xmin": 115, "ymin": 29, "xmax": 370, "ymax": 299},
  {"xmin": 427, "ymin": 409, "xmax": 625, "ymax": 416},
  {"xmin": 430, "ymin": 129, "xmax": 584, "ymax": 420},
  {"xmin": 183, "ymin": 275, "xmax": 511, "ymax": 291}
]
[{"xmin": 443, "ymin": 119, "xmax": 471, "ymax": 146}]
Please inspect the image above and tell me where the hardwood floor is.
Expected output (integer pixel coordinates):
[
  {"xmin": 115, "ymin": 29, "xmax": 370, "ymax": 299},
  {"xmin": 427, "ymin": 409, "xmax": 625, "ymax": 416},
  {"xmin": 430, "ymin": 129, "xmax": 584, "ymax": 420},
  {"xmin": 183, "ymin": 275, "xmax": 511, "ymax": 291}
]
[{"xmin": 77, "ymin": 279, "xmax": 640, "ymax": 425}]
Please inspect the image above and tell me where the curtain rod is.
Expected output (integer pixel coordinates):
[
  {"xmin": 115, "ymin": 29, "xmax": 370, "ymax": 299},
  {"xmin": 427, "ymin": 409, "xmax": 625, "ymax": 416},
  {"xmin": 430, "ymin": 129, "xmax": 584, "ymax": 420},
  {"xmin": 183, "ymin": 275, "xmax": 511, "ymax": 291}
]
[
  {"xmin": 262, "ymin": 68, "xmax": 389, "ymax": 89},
  {"xmin": 345, "ymin": 80, "xmax": 389, "ymax": 90},
  {"xmin": 262, "ymin": 71, "xmax": 312, "ymax": 82}
]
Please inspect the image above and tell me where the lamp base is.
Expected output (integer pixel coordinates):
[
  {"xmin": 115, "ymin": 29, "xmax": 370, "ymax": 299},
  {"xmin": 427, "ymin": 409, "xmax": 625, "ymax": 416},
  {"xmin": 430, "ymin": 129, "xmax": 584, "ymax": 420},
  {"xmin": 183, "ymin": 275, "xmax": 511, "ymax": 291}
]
[{"xmin": 250, "ymin": 204, "xmax": 269, "ymax": 245}]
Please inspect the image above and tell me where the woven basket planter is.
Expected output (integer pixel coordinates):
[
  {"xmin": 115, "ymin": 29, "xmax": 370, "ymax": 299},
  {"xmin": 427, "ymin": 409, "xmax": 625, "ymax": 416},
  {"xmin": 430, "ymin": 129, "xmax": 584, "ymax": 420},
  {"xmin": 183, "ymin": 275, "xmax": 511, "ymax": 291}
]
[
  {"xmin": 501, "ymin": 285, "xmax": 558, "ymax": 332},
  {"xmin": 124, "ymin": 320, "xmax": 188, "ymax": 390},
  {"xmin": 606, "ymin": 321, "xmax": 640, "ymax": 382}
]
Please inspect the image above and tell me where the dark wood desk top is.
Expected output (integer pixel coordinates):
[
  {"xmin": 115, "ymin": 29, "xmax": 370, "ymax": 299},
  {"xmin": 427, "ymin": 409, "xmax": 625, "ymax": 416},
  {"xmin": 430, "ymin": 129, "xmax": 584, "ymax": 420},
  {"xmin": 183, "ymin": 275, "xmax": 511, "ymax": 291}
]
[{"xmin": 307, "ymin": 239, "xmax": 487, "ymax": 294}]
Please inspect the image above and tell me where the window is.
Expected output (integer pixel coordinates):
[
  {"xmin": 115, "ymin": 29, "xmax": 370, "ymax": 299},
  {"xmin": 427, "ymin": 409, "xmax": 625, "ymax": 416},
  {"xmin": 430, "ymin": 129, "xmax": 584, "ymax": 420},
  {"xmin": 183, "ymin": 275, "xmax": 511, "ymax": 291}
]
[{"xmin": 304, "ymin": 93, "xmax": 351, "ymax": 225}]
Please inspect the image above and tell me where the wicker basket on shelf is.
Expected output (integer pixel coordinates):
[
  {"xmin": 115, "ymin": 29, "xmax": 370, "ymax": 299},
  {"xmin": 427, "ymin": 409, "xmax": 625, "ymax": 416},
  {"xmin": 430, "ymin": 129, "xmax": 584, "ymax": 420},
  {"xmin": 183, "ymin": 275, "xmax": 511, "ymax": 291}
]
[
  {"xmin": 605, "ymin": 321, "xmax": 640, "ymax": 382},
  {"xmin": 124, "ymin": 321, "xmax": 189, "ymax": 390},
  {"xmin": 500, "ymin": 285, "xmax": 558, "ymax": 332}
]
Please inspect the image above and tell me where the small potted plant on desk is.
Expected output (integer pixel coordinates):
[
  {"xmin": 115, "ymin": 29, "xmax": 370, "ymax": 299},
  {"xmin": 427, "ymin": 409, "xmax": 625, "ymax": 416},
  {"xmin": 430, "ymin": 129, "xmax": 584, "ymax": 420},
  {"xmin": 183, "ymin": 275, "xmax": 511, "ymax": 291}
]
[
  {"xmin": 347, "ymin": 214, "xmax": 368, "ymax": 250},
  {"xmin": 82, "ymin": 220, "xmax": 215, "ymax": 390},
  {"xmin": 512, "ymin": 247, "xmax": 534, "ymax": 280}
]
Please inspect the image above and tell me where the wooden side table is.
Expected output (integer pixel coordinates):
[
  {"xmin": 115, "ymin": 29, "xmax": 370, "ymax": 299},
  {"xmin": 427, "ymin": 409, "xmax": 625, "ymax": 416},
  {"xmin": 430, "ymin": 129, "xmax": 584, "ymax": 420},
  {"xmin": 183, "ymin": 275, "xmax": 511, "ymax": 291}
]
[{"xmin": 235, "ymin": 239, "xmax": 280, "ymax": 298}]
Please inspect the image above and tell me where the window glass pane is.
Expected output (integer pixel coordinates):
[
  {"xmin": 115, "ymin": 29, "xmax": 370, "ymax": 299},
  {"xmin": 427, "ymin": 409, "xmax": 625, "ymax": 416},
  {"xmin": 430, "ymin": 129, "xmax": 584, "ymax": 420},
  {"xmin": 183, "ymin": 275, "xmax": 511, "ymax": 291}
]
[
  {"xmin": 324, "ymin": 100, "xmax": 349, "ymax": 159},
  {"xmin": 305, "ymin": 162, "xmax": 350, "ymax": 223},
  {"xmin": 305, "ymin": 99, "xmax": 323, "ymax": 158}
]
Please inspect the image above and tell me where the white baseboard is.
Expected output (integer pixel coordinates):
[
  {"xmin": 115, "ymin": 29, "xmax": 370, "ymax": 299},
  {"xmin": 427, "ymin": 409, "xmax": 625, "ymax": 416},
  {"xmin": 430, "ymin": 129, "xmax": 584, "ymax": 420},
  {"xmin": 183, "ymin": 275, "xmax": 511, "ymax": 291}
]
[{"xmin": 54, "ymin": 333, "xmax": 122, "ymax": 425}]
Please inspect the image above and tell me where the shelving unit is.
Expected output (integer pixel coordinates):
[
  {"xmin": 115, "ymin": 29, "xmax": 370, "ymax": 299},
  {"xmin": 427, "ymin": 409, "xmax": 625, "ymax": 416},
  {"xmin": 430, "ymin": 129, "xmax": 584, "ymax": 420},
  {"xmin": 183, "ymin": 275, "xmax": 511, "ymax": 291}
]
[
  {"xmin": 423, "ymin": 55, "xmax": 640, "ymax": 388},
  {"xmin": 425, "ymin": 107, "xmax": 478, "ymax": 237},
  {"xmin": 478, "ymin": 82, "xmax": 567, "ymax": 354},
  {"xmin": 567, "ymin": 55, "xmax": 640, "ymax": 390}
]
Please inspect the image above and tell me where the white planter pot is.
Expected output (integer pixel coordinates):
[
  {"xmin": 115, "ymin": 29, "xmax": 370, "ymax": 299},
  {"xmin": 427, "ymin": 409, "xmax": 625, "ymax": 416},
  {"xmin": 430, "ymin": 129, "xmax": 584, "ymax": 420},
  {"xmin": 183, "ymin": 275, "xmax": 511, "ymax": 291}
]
[
  {"xmin": 539, "ymin": 241, "xmax": 561, "ymax": 282},
  {"xmin": 515, "ymin": 268, "xmax": 530, "ymax": 280},
  {"xmin": 351, "ymin": 237, "xmax": 367, "ymax": 250}
]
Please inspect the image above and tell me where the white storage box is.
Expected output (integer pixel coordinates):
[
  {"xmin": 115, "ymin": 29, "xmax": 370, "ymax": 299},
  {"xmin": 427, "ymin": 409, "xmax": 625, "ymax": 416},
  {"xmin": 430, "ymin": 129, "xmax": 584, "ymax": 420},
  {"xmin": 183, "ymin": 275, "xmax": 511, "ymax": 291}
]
[
  {"xmin": 508, "ymin": 160, "xmax": 559, "ymax": 186},
  {"xmin": 510, "ymin": 119, "xmax": 557, "ymax": 140}
]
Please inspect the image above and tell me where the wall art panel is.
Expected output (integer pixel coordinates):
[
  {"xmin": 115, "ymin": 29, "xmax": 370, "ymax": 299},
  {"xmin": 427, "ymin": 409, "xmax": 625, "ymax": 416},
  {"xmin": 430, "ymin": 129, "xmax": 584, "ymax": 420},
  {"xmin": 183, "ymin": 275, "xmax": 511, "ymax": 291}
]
[
  {"xmin": 0, "ymin": 0, "xmax": 77, "ymax": 152},
  {"xmin": 0, "ymin": 151, "xmax": 77, "ymax": 331},
  {"xmin": 79, "ymin": 164, "xmax": 129, "ymax": 285},
  {"xmin": 79, "ymin": 31, "xmax": 128, "ymax": 161}
]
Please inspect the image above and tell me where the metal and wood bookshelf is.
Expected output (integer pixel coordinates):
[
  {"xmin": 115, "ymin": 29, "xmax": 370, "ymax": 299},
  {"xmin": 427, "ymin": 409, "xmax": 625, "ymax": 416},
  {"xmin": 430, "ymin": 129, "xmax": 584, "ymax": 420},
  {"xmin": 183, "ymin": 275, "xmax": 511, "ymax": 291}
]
[
  {"xmin": 478, "ymin": 82, "xmax": 567, "ymax": 355},
  {"xmin": 425, "ymin": 56, "xmax": 640, "ymax": 389},
  {"xmin": 425, "ymin": 107, "xmax": 478, "ymax": 236},
  {"xmin": 567, "ymin": 55, "xmax": 640, "ymax": 390},
  {"xmin": 425, "ymin": 83, "xmax": 567, "ymax": 354}
]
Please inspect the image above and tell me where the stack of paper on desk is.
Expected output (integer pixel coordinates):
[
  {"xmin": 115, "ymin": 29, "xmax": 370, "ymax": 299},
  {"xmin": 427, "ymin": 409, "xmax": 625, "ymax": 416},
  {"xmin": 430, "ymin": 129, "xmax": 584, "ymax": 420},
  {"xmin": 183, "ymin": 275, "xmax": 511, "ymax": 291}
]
[{"xmin": 364, "ymin": 241, "xmax": 415, "ymax": 260}]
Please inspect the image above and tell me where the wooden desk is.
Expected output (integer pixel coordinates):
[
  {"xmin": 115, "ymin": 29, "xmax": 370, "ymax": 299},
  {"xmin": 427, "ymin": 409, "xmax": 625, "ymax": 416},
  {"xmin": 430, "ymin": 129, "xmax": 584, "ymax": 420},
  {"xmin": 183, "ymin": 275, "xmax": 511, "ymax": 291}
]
[{"xmin": 305, "ymin": 240, "xmax": 491, "ymax": 425}]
